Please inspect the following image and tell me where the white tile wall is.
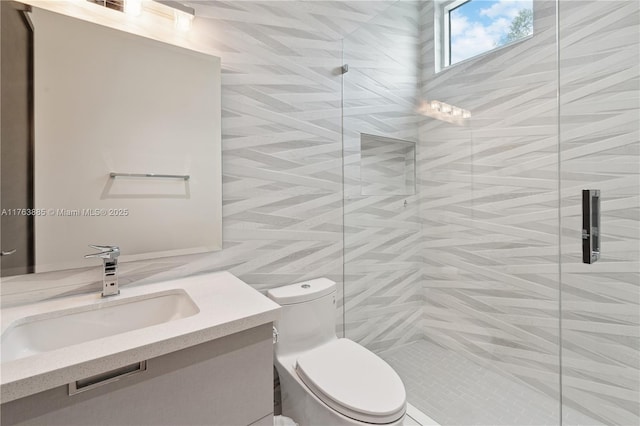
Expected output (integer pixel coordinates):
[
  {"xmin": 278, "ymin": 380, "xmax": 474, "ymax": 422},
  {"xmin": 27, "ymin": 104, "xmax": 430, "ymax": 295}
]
[
  {"xmin": 416, "ymin": 0, "xmax": 639, "ymax": 424},
  {"xmin": 1, "ymin": 1, "xmax": 395, "ymax": 309}
]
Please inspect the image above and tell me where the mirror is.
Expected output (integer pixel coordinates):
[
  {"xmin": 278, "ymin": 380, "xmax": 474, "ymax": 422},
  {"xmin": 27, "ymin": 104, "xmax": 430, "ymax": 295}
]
[{"xmin": 0, "ymin": 2, "xmax": 222, "ymax": 276}]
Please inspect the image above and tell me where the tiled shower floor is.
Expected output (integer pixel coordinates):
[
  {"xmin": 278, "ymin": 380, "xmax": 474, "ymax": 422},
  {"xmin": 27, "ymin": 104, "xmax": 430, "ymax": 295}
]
[{"xmin": 379, "ymin": 340, "xmax": 599, "ymax": 426}]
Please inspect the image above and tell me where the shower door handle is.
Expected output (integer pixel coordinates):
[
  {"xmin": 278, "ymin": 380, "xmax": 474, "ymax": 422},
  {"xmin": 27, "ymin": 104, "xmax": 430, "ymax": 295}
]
[{"xmin": 582, "ymin": 189, "xmax": 600, "ymax": 264}]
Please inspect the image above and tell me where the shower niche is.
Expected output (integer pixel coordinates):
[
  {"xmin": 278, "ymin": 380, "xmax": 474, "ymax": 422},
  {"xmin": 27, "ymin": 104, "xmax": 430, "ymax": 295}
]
[{"xmin": 360, "ymin": 133, "xmax": 416, "ymax": 196}]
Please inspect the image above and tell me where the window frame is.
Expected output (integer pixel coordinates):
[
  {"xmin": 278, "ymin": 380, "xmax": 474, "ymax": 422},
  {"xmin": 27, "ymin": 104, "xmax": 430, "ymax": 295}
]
[
  {"xmin": 435, "ymin": 0, "xmax": 535, "ymax": 73},
  {"xmin": 442, "ymin": 0, "xmax": 470, "ymax": 69}
]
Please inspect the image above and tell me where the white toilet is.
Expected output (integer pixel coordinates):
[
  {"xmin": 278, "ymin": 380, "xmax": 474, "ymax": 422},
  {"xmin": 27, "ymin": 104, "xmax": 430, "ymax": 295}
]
[{"xmin": 267, "ymin": 278, "xmax": 406, "ymax": 426}]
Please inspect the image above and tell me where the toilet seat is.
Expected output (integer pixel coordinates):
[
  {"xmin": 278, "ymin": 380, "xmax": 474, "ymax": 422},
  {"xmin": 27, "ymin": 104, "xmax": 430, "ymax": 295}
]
[{"xmin": 295, "ymin": 339, "xmax": 406, "ymax": 424}]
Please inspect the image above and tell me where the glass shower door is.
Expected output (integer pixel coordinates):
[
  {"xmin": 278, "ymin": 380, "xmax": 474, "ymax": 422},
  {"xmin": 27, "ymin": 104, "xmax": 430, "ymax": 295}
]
[
  {"xmin": 341, "ymin": 0, "xmax": 423, "ymax": 354},
  {"xmin": 342, "ymin": 0, "xmax": 639, "ymax": 424},
  {"xmin": 412, "ymin": 0, "xmax": 563, "ymax": 423},
  {"xmin": 559, "ymin": 1, "xmax": 640, "ymax": 424},
  {"xmin": 343, "ymin": 0, "xmax": 566, "ymax": 424}
]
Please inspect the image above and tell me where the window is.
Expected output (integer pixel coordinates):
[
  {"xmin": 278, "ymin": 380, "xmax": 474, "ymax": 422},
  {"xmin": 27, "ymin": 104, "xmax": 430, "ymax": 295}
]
[{"xmin": 437, "ymin": 0, "xmax": 533, "ymax": 69}]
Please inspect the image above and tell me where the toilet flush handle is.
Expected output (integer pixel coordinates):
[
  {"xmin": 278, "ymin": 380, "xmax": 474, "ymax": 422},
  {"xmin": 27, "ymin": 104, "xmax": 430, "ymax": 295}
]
[{"xmin": 273, "ymin": 326, "xmax": 279, "ymax": 344}]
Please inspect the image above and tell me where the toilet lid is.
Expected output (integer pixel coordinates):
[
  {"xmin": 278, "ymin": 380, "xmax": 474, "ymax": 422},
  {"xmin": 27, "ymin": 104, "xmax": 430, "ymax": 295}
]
[{"xmin": 295, "ymin": 339, "xmax": 406, "ymax": 424}]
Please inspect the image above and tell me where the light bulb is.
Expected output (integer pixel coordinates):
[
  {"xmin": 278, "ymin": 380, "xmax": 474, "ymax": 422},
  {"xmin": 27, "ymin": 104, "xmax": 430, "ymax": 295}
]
[
  {"xmin": 174, "ymin": 10, "xmax": 194, "ymax": 32},
  {"xmin": 124, "ymin": 0, "xmax": 142, "ymax": 16}
]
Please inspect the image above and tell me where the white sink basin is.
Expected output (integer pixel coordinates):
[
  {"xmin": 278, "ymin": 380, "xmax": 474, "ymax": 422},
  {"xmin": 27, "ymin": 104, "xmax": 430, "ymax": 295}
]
[
  {"xmin": 1, "ymin": 271, "xmax": 281, "ymax": 404},
  {"xmin": 1, "ymin": 290, "xmax": 199, "ymax": 362}
]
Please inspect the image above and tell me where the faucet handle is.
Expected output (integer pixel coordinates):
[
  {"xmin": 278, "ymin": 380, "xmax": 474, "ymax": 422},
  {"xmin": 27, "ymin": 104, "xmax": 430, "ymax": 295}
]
[{"xmin": 84, "ymin": 244, "xmax": 120, "ymax": 260}]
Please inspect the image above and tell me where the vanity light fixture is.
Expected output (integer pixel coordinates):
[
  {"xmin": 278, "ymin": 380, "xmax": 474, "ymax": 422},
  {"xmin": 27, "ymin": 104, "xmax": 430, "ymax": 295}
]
[
  {"xmin": 417, "ymin": 100, "xmax": 472, "ymax": 125},
  {"xmin": 173, "ymin": 8, "xmax": 194, "ymax": 31},
  {"xmin": 87, "ymin": 0, "xmax": 195, "ymax": 32},
  {"xmin": 153, "ymin": 0, "xmax": 195, "ymax": 32}
]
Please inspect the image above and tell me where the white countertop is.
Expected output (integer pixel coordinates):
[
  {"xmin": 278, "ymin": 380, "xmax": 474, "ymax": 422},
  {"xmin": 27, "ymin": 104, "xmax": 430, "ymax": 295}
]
[{"xmin": 0, "ymin": 271, "xmax": 280, "ymax": 403}]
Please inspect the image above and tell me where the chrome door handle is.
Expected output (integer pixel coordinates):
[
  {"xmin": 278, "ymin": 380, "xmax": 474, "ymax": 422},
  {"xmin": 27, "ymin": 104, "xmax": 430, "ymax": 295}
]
[
  {"xmin": 582, "ymin": 189, "xmax": 601, "ymax": 264},
  {"xmin": 1, "ymin": 249, "xmax": 17, "ymax": 256}
]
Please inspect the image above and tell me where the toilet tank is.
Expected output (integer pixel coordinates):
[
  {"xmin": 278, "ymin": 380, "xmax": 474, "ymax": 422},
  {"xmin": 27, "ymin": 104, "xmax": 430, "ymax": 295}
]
[{"xmin": 267, "ymin": 278, "xmax": 337, "ymax": 357}]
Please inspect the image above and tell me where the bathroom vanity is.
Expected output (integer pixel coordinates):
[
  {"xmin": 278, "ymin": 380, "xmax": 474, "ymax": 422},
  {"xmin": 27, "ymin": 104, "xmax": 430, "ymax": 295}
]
[
  {"xmin": 0, "ymin": 3, "xmax": 276, "ymax": 423},
  {"xmin": 0, "ymin": 272, "xmax": 280, "ymax": 426}
]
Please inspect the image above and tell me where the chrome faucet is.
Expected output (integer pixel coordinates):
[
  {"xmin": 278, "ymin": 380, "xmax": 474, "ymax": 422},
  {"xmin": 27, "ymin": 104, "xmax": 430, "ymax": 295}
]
[{"xmin": 84, "ymin": 244, "xmax": 120, "ymax": 297}]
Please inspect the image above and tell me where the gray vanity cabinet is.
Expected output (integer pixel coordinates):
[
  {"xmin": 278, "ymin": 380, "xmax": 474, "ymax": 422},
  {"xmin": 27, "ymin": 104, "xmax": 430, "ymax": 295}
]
[{"xmin": 1, "ymin": 324, "xmax": 274, "ymax": 426}]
